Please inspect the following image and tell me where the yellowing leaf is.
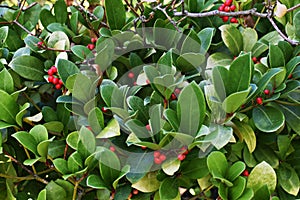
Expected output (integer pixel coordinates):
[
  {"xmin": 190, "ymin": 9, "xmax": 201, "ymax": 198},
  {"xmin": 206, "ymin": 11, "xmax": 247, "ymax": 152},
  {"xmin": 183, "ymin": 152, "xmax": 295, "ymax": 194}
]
[{"xmin": 274, "ymin": 2, "xmax": 287, "ymax": 18}]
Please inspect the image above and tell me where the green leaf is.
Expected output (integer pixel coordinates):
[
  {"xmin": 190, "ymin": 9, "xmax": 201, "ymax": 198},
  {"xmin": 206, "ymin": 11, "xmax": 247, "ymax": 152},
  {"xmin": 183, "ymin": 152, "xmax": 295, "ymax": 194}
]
[
  {"xmin": 54, "ymin": 0, "xmax": 67, "ymax": 24},
  {"xmin": 40, "ymin": 9, "xmax": 56, "ymax": 29},
  {"xmin": 78, "ymin": 126, "xmax": 96, "ymax": 155},
  {"xmin": 131, "ymin": 172, "xmax": 160, "ymax": 192},
  {"xmin": 181, "ymin": 29, "xmax": 201, "ymax": 54},
  {"xmin": 188, "ymin": 0, "xmax": 203, "ymax": 12},
  {"xmin": 294, "ymin": 10, "xmax": 300, "ymax": 38},
  {"xmin": 278, "ymin": 163, "xmax": 299, "ymax": 196},
  {"xmin": 53, "ymin": 158, "xmax": 69, "ymax": 175},
  {"xmin": 219, "ymin": 24, "xmax": 243, "ymax": 56},
  {"xmin": 247, "ymin": 161, "xmax": 277, "ymax": 193},
  {"xmin": 157, "ymin": 51, "xmax": 174, "ymax": 75},
  {"xmin": 268, "ymin": 44, "xmax": 285, "ymax": 68},
  {"xmin": 66, "ymin": 131, "xmax": 78, "ymax": 150},
  {"xmin": 0, "ymin": 67, "xmax": 14, "ymax": 94},
  {"xmin": 126, "ymin": 151, "xmax": 154, "ymax": 183},
  {"xmin": 233, "ymin": 120, "xmax": 256, "ymax": 153},
  {"xmin": 86, "ymin": 174, "xmax": 107, "ymax": 189},
  {"xmin": 278, "ymin": 104, "xmax": 300, "ymax": 135},
  {"xmin": 37, "ymin": 138, "xmax": 54, "ymax": 158},
  {"xmin": 177, "ymin": 82, "xmax": 206, "ymax": 136},
  {"xmin": 251, "ymin": 42, "xmax": 269, "ymax": 57},
  {"xmin": 43, "ymin": 121, "xmax": 64, "ymax": 133},
  {"xmin": 95, "ymin": 39, "xmax": 115, "ymax": 71},
  {"xmin": 176, "ymin": 53, "xmax": 205, "ymax": 72},
  {"xmin": 227, "ymin": 161, "xmax": 246, "ymax": 182},
  {"xmin": 96, "ymin": 118, "xmax": 120, "ymax": 138},
  {"xmin": 207, "ymin": 151, "xmax": 228, "ymax": 179},
  {"xmin": 8, "ymin": 55, "xmax": 44, "ymax": 81},
  {"xmin": 198, "ymin": 27, "xmax": 215, "ymax": 54},
  {"xmin": 207, "ymin": 52, "xmax": 232, "ymax": 69},
  {"xmin": 45, "ymin": 181, "xmax": 67, "ymax": 200},
  {"xmin": 37, "ymin": 189, "xmax": 46, "ymax": 200},
  {"xmin": 68, "ymin": 152, "xmax": 83, "ymax": 173},
  {"xmin": 229, "ymin": 176, "xmax": 246, "ymax": 200},
  {"xmin": 163, "ymin": 108, "xmax": 179, "ymax": 131},
  {"xmin": 71, "ymin": 45, "xmax": 91, "ymax": 60},
  {"xmin": 236, "ymin": 188, "xmax": 254, "ymax": 200},
  {"xmin": 0, "ymin": 26, "xmax": 8, "ymax": 46},
  {"xmin": 222, "ymin": 87, "xmax": 251, "ymax": 113},
  {"xmin": 159, "ymin": 177, "xmax": 178, "ymax": 200},
  {"xmin": 42, "ymin": 106, "xmax": 58, "ymax": 122},
  {"xmin": 104, "ymin": 0, "xmax": 126, "ymax": 30},
  {"xmin": 30, "ymin": 125, "xmax": 48, "ymax": 144},
  {"xmin": 254, "ymin": 144, "xmax": 279, "ymax": 168},
  {"xmin": 181, "ymin": 158, "xmax": 209, "ymax": 179},
  {"xmin": 127, "ymin": 96, "xmax": 149, "ymax": 124},
  {"xmin": 57, "ymin": 59, "xmax": 80, "ymax": 85},
  {"xmin": 204, "ymin": 124, "xmax": 233, "ymax": 150},
  {"xmin": 99, "ymin": 148, "xmax": 121, "ymax": 186},
  {"xmin": 242, "ymin": 28, "xmax": 257, "ymax": 52},
  {"xmin": 88, "ymin": 107, "xmax": 104, "ymax": 133},
  {"xmin": 12, "ymin": 131, "xmax": 38, "ymax": 155},
  {"xmin": 252, "ymin": 106, "xmax": 285, "ymax": 132},
  {"xmin": 0, "ymin": 90, "xmax": 18, "ymax": 124},
  {"xmin": 162, "ymin": 158, "xmax": 180, "ymax": 176}
]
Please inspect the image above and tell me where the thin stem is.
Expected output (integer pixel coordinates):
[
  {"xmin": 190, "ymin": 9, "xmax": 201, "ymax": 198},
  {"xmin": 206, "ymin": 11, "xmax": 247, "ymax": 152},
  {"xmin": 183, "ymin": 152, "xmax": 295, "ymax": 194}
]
[
  {"xmin": 155, "ymin": 4, "xmax": 181, "ymax": 32},
  {"xmin": 174, "ymin": 8, "xmax": 268, "ymax": 18},
  {"xmin": 23, "ymin": 147, "xmax": 37, "ymax": 174},
  {"xmin": 267, "ymin": 15, "xmax": 299, "ymax": 45},
  {"xmin": 275, "ymin": 100, "xmax": 300, "ymax": 106},
  {"xmin": 72, "ymin": 174, "xmax": 88, "ymax": 200},
  {"xmin": 22, "ymin": 92, "xmax": 41, "ymax": 112},
  {"xmin": 4, "ymin": 151, "xmax": 48, "ymax": 185},
  {"xmin": 287, "ymin": 3, "xmax": 300, "ymax": 13},
  {"xmin": 13, "ymin": 20, "xmax": 34, "ymax": 35}
]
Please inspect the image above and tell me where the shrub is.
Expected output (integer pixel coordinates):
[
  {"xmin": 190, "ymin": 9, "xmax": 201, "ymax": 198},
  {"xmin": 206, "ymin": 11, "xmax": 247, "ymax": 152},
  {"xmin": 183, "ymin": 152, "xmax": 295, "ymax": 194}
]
[{"xmin": 0, "ymin": 0, "xmax": 300, "ymax": 199}]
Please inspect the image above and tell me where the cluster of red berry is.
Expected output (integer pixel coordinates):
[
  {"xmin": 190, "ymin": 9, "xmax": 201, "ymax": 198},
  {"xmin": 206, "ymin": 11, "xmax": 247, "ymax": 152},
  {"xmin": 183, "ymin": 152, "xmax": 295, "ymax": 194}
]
[
  {"xmin": 87, "ymin": 37, "xmax": 97, "ymax": 50},
  {"xmin": 218, "ymin": 0, "xmax": 238, "ymax": 23},
  {"xmin": 153, "ymin": 151, "xmax": 166, "ymax": 164},
  {"xmin": 47, "ymin": 66, "xmax": 63, "ymax": 89},
  {"xmin": 178, "ymin": 147, "xmax": 189, "ymax": 161}
]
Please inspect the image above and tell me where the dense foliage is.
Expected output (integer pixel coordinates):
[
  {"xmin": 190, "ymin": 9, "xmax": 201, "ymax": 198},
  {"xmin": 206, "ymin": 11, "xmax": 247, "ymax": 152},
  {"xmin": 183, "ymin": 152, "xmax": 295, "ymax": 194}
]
[{"xmin": 0, "ymin": 0, "xmax": 300, "ymax": 199}]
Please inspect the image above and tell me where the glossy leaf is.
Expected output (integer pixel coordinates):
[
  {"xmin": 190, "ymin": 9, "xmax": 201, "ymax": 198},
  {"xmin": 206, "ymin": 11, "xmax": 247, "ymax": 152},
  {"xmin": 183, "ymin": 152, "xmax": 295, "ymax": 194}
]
[
  {"xmin": 177, "ymin": 82, "xmax": 206, "ymax": 137},
  {"xmin": 131, "ymin": 172, "xmax": 160, "ymax": 193},
  {"xmin": 57, "ymin": 59, "xmax": 80, "ymax": 85},
  {"xmin": 252, "ymin": 106, "xmax": 285, "ymax": 132},
  {"xmin": 12, "ymin": 131, "xmax": 38, "ymax": 155},
  {"xmin": 159, "ymin": 177, "xmax": 178, "ymax": 200},
  {"xmin": 233, "ymin": 120, "xmax": 256, "ymax": 153},
  {"xmin": 278, "ymin": 163, "xmax": 300, "ymax": 196},
  {"xmin": 96, "ymin": 118, "xmax": 120, "ymax": 138},
  {"xmin": 162, "ymin": 158, "xmax": 180, "ymax": 176},
  {"xmin": 104, "ymin": 0, "xmax": 126, "ymax": 30},
  {"xmin": 207, "ymin": 151, "xmax": 228, "ymax": 179},
  {"xmin": 0, "ymin": 68, "xmax": 14, "ymax": 94},
  {"xmin": 219, "ymin": 24, "xmax": 243, "ymax": 56},
  {"xmin": 8, "ymin": 55, "xmax": 44, "ymax": 81}
]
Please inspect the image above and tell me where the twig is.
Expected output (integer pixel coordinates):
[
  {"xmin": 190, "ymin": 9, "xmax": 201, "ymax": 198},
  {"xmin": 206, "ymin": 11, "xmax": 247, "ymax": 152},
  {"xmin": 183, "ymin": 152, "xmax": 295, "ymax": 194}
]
[
  {"xmin": 287, "ymin": 3, "xmax": 300, "ymax": 12},
  {"xmin": 155, "ymin": 4, "xmax": 181, "ymax": 32},
  {"xmin": 174, "ymin": 8, "xmax": 267, "ymax": 18},
  {"xmin": 13, "ymin": 20, "xmax": 34, "ymax": 35},
  {"xmin": 267, "ymin": 15, "xmax": 299, "ymax": 45},
  {"xmin": 72, "ymin": 173, "xmax": 88, "ymax": 200},
  {"xmin": 4, "ymin": 151, "xmax": 49, "ymax": 185},
  {"xmin": 124, "ymin": 0, "xmax": 140, "ymax": 17}
]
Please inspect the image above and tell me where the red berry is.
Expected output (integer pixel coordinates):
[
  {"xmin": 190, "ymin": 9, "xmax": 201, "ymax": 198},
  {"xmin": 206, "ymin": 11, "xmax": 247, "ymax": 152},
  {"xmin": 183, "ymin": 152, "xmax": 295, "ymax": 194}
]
[
  {"xmin": 288, "ymin": 74, "xmax": 293, "ymax": 79},
  {"xmin": 133, "ymin": 81, "xmax": 137, "ymax": 86},
  {"xmin": 48, "ymin": 75, "xmax": 54, "ymax": 83},
  {"xmin": 252, "ymin": 57, "xmax": 257, "ymax": 63},
  {"xmin": 87, "ymin": 44, "xmax": 95, "ymax": 50},
  {"xmin": 230, "ymin": 5, "xmax": 236, "ymax": 11},
  {"xmin": 37, "ymin": 41, "xmax": 43, "ymax": 48},
  {"xmin": 264, "ymin": 89, "xmax": 270, "ymax": 95},
  {"xmin": 171, "ymin": 93, "xmax": 177, "ymax": 100},
  {"xmin": 58, "ymin": 79, "xmax": 63, "ymax": 85},
  {"xmin": 55, "ymin": 84, "xmax": 62, "ymax": 90},
  {"xmin": 222, "ymin": 16, "xmax": 229, "ymax": 22},
  {"xmin": 48, "ymin": 69, "xmax": 54, "ymax": 76},
  {"xmin": 242, "ymin": 169, "xmax": 249, "ymax": 177},
  {"xmin": 177, "ymin": 154, "xmax": 186, "ymax": 161},
  {"xmin": 233, "ymin": 56, "xmax": 237, "ymax": 60},
  {"xmin": 224, "ymin": 6, "xmax": 230, "ymax": 12},
  {"xmin": 128, "ymin": 72, "xmax": 135, "ymax": 79},
  {"xmin": 159, "ymin": 154, "xmax": 166, "ymax": 161},
  {"xmin": 230, "ymin": 17, "xmax": 238, "ymax": 23},
  {"xmin": 91, "ymin": 37, "xmax": 98, "ymax": 43},
  {"xmin": 174, "ymin": 88, "xmax": 181, "ymax": 95},
  {"xmin": 52, "ymin": 77, "xmax": 59, "ymax": 85},
  {"xmin": 154, "ymin": 157, "xmax": 162, "ymax": 164},
  {"xmin": 110, "ymin": 146, "xmax": 116, "ymax": 152},
  {"xmin": 141, "ymin": 146, "xmax": 147, "ymax": 150},
  {"xmin": 132, "ymin": 189, "xmax": 139, "ymax": 195},
  {"xmin": 101, "ymin": 107, "xmax": 108, "ymax": 113},
  {"xmin": 146, "ymin": 79, "xmax": 150, "ymax": 84},
  {"xmin": 154, "ymin": 151, "xmax": 160, "ymax": 158},
  {"xmin": 224, "ymin": 0, "xmax": 232, "ymax": 6},
  {"xmin": 86, "ymin": 126, "xmax": 92, "ymax": 131},
  {"xmin": 146, "ymin": 124, "xmax": 151, "ymax": 131},
  {"xmin": 256, "ymin": 97, "xmax": 263, "ymax": 105},
  {"xmin": 51, "ymin": 66, "xmax": 57, "ymax": 73},
  {"xmin": 218, "ymin": 5, "xmax": 225, "ymax": 11}
]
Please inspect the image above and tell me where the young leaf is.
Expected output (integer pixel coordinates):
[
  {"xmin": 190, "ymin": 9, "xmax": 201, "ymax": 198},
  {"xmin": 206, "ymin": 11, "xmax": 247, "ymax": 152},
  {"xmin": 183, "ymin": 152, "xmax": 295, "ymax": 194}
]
[
  {"xmin": 131, "ymin": 172, "xmax": 160, "ymax": 193},
  {"xmin": 57, "ymin": 59, "xmax": 80, "ymax": 85},
  {"xmin": 159, "ymin": 177, "xmax": 179, "ymax": 200},
  {"xmin": 207, "ymin": 151, "xmax": 228, "ymax": 179},
  {"xmin": 219, "ymin": 24, "xmax": 243, "ymax": 56}
]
